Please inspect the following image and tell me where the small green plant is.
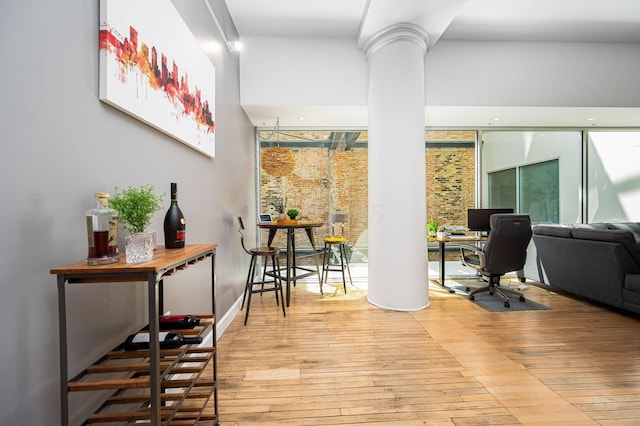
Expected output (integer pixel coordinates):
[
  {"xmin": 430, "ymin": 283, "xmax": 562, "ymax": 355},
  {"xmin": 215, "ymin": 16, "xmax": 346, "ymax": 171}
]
[
  {"xmin": 110, "ymin": 184, "xmax": 164, "ymax": 234},
  {"xmin": 286, "ymin": 208, "xmax": 299, "ymax": 219},
  {"xmin": 427, "ymin": 219, "xmax": 440, "ymax": 236}
]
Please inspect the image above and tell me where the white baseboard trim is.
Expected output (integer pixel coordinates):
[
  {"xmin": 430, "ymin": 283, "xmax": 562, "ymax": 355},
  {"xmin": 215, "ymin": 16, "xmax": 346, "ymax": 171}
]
[{"xmin": 214, "ymin": 293, "xmax": 243, "ymax": 340}]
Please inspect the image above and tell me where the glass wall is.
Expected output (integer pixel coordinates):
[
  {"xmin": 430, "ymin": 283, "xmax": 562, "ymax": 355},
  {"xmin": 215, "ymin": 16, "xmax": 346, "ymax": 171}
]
[
  {"xmin": 257, "ymin": 127, "xmax": 640, "ymax": 273},
  {"xmin": 588, "ymin": 131, "xmax": 640, "ymax": 222},
  {"xmin": 258, "ymin": 130, "xmax": 477, "ymax": 263},
  {"xmin": 258, "ymin": 130, "xmax": 369, "ymax": 262},
  {"xmin": 425, "ymin": 131, "xmax": 476, "ymax": 229},
  {"xmin": 519, "ymin": 159, "xmax": 559, "ymax": 223},
  {"xmin": 482, "ymin": 131, "xmax": 582, "ymax": 224},
  {"xmin": 487, "ymin": 159, "xmax": 560, "ymax": 224},
  {"xmin": 254, "ymin": 124, "xmax": 640, "ymax": 298},
  {"xmin": 488, "ymin": 168, "xmax": 516, "ymax": 209}
]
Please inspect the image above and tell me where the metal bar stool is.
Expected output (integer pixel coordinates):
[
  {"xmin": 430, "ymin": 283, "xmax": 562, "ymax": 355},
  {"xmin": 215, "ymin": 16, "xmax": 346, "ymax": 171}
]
[
  {"xmin": 321, "ymin": 213, "xmax": 352, "ymax": 294},
  {"xmin": 238, "ymin": 217, "xmax": 285, "ymax": 325}
]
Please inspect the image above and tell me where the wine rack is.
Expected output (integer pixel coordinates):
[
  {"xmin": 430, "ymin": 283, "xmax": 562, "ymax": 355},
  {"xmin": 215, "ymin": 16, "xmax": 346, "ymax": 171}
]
[{"xmin": 51, "ymin": 244, "xmax": 218, "ymax": 425}]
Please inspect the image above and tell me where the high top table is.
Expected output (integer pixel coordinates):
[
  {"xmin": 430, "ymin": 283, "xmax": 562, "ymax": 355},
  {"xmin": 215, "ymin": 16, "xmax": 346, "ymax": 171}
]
[{"xmin": 258, "ymin": 221, "xmax": 323, "ymax": 306}]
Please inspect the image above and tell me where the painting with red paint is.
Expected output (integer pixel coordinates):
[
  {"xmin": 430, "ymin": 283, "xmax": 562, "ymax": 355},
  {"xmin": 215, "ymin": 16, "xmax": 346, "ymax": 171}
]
[{"xmin": 99, "ymin": 0, "xmax": 216, "ymax": 157}]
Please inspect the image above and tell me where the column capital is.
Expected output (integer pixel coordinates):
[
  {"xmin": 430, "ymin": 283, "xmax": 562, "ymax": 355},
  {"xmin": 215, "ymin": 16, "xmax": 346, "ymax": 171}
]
[{"xmin": 362, "ymin": 23, "xmax": 429, "ymax": 58}]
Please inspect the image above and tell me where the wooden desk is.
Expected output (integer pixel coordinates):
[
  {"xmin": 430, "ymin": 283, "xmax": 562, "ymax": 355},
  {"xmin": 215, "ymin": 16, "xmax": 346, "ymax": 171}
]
[
  {"xmin": 51, "ymin": 244, "xmax": 218, "ymax": 426},
  {"xmin": 258, "ymin": 221, "xmax": 323, "ymax": 306},
  {"xmin": 435, "ymin": 234, "xmax": 484, "ymax": 292}
]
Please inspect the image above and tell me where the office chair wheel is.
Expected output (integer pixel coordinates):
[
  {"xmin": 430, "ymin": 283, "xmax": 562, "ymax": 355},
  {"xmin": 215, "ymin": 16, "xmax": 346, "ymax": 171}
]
[
  {"xmin": 504, "ymin": 301, "xmax": 510, "ymax": 308},
  {"xmin": 469, "ymin": 294, "xmax": 475, "ymax": 301},
  {"xmin": 519, "ymin": 295, "xmax": 525, "ymax": 302},
  {"xmin": 465, "ymin": 287, "xmax": 471, "ymax": 292}
]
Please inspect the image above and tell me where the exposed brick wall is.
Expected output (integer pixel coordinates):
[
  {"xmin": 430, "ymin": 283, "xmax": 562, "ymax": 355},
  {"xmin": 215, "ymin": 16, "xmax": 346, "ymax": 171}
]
[
  {"xmin": 260, "ymin": 147, "xmax": 329, "ymax": 250},
  {"xmin": 260, "ymin": 131, "xmax": 475, "ymax": 261},
  {"xmin": 330, "ymin": 149, "xmax": 368, "ymax": 249},
  {"xmin": 426, "ymin": 147, "xmax": 476, "ymax": 260}
]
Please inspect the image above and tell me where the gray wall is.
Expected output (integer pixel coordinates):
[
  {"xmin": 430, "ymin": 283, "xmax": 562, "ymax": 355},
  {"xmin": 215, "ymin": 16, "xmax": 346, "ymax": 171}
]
[{"xmin": 0, "ymin": 0, "xmax": 253, "ymax": 423}]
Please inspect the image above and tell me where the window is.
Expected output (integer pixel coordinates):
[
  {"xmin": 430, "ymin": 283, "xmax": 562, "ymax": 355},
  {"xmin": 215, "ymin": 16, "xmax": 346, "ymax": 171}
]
[
  {"xmin": 258, "ymin": 129, "xmax": 479, "ymax": 263},
  {"xmin": 488, "ymin": 168, "xmax": 516, "ymax": 210},
  {"xmin": 487, "ymin": 159, "xmax": 559, "ymax": 224},
  {"xmin": 519, "ymin": 160, "xmax": 559, "ymax": 224},
  {"xmin": 482, "ymin": 131, "xmax": 581, "ymax": 224},
  {"xmin": 588, "ymin": 131, "xmax": 640, "ymax": 222}
]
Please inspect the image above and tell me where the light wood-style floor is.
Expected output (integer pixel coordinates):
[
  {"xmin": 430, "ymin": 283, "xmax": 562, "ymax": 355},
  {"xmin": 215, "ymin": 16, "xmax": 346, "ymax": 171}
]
[{"xmin": 215, "ymin": 276, "xmax": 640, "ymax": 425}]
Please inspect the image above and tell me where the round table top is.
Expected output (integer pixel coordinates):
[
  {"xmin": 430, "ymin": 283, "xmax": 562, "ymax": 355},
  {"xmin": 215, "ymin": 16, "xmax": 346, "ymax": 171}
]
[{"xmin": 257, "ymin": 220, "xmax": 324, "ymax": 229}]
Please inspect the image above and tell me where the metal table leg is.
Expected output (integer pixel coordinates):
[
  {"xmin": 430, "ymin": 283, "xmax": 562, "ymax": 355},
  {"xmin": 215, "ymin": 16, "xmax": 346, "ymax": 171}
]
[
  {"xmin": 439, "ymin": 240, "xmax": 455, "ymax": 293},
  {"xmin": 304, "ymin": 227, "xmax": 322, "ymax": 287}
]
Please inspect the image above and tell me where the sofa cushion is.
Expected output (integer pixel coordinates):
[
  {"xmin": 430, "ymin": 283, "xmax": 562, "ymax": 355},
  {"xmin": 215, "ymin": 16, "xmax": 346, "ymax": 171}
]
[{"xmin": 532, "ymin": 225, "xmax": 573, "ymax": 238}]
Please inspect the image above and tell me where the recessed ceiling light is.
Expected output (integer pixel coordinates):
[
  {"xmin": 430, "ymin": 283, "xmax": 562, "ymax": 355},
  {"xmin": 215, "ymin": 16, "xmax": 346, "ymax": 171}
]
[
  {"xmin": 492, "ymin": 117, "xmax": 502, "ymax": 121},
  {"xmin": 585, "ymin": 117, "xmax": 597, "ymax": 121},
  {"xmin": 297, "ymin": 116, "xmax": 306, "ymax": 121}
]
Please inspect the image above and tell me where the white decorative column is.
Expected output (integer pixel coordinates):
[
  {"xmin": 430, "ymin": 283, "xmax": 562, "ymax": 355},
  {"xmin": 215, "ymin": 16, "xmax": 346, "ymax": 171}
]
[{"xmin": 364, "ymin": 24, "xmax": 430, "ymax": 311}]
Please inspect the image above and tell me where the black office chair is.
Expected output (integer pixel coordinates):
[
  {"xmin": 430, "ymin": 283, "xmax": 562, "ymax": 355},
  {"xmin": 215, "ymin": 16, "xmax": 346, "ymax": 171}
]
[
  {"xmin": 459, "ymin": 214, "xmax": 532, "ymax": 308},
  {"xmin": 238, "ymin": 217, "xmax": 285, "ymax": 325}
]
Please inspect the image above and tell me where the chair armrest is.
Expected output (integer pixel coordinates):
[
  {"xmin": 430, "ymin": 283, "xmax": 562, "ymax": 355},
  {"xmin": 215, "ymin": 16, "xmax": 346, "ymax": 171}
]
[{"xmin": 459, "ymin": 243, "xmax": 487, "ymax": 269}]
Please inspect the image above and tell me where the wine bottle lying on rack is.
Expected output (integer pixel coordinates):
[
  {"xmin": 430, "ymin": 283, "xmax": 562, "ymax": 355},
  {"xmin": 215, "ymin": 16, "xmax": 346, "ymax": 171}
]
[
  {"xmin": 159, "ymin": 314, "xmax": 200, "ymax": 330},
  {"xmin": 123, "ymin": 332, "xmax": 202, "ymax": 351}
]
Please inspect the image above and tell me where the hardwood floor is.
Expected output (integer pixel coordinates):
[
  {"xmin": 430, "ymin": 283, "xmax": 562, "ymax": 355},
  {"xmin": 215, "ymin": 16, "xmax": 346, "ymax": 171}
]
[{"xmin": 215, "ymin": 276, "xmax": 640, "ymax": 425}]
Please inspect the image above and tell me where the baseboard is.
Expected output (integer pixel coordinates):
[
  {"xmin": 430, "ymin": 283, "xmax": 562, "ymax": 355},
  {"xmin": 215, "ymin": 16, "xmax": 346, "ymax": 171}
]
[{"xmin": 214, "ymin": 293, "xmax": 244, "ymax": 340}]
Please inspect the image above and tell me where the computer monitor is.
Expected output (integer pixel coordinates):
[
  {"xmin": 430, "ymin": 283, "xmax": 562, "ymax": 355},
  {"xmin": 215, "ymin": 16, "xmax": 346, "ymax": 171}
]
[{"xmin": 467, "ymin": 208, "xmax": 514, "ymax": 233}]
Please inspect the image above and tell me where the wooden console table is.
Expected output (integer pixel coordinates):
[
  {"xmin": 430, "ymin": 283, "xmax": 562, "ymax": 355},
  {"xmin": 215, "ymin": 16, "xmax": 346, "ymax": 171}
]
[{"xmin": 51, "ymin": 244, "xmax": 218, "ymax": 425}]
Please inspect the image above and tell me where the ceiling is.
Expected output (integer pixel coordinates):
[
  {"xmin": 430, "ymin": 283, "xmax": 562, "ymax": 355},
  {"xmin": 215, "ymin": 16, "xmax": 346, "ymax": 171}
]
[{"xmin": 224, "ymin": 0, "xmax": 640, "ymax": 128}]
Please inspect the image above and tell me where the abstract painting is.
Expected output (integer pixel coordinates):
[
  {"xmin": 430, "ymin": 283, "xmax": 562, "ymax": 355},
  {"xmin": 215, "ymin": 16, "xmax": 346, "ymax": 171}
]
[{"xmin": 99, "ymin": 0, "xmax": 216, "ymax": 157}]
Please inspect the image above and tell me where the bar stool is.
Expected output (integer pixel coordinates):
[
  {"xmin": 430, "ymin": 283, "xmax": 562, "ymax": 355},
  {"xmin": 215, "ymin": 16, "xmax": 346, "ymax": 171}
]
[
  {"xmin": 238, "ymin": 217, "xmax": 285, "ymax": 325},
  {"xmin": 321, "ymin": 213, "xmax": 352, "ymax": 294}
]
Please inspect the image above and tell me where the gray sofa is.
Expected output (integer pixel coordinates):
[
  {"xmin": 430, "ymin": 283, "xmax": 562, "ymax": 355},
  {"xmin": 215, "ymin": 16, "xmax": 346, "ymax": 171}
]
[{"xmin": 531, "ymin": 222, "xmax": 640, "ymax": 314}]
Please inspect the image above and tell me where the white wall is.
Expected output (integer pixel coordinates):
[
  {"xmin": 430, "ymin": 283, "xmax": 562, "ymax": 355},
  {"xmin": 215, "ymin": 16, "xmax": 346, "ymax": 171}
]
[
  {"xmin": 240, "ymin": 36, "xmax": 368, "ymax": 107},
  {"xmin": 0, "ymin": 0, "xmax": 254, "ymax": 423},
  {"xmin": 425, "ymin": 41, "xmax": 640, "ymax": 108},
  {"xmin": 239, "ymin": 37, "xmax": 640, "ymax": 110}
]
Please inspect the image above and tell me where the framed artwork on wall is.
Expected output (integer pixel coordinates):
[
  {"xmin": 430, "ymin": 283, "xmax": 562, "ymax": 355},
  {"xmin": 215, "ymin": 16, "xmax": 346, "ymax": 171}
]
[{"xmin": 99, "ymin": 0, "xmax": 216, "ymax": 157}]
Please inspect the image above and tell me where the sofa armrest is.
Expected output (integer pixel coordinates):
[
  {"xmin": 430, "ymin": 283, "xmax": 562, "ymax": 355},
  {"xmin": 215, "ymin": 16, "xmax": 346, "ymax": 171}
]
[
  {"xmin": 606, "ymin": 223, "xmax": 640, "ymax": 244},
  {"xmin": 532, "ymin": 225, "xmax": 573, "ymax": 238},
  {"xmin": 570, "ymin": 228, "xmax": 636, "ymax": 245}
]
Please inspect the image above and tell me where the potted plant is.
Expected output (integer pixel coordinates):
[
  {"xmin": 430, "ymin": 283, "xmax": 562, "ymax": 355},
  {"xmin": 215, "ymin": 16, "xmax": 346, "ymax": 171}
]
[
  {"xmin": 273, "ymin": 196, "xmax": 287, "ymax": 222},
  {"xmin": 427, "ymin": 219, "xmax": 439, "ymax": 237},
  {"xmin": 286, "ymin": 208, "xmax": 299, "ymax": 220},
  {"xmin": 110, "ymin": 184, "xmax": 164, "ymax": 263}
]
